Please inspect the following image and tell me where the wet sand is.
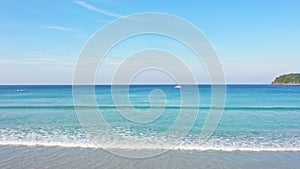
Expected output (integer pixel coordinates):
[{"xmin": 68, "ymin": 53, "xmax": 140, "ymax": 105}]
[{"xmin": 0, "ymin": 145, "xmax": 299, "ymax": 169}]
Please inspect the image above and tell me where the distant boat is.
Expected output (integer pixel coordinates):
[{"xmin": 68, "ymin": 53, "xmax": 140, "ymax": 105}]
[
  {"xmin": 16, "ymin": 89, "xmax": 26, "ymax": 92},
  {"xmin": 174, "ymin": 85, "xmax": 181, "ymax": 89}
]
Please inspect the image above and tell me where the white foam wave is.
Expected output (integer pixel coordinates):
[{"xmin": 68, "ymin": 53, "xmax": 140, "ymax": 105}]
[
  {"xmin": 1, "ymin": 128, "xmax": 299, "ymax": 152},
  {"xmin": 0, "ymin": 140, "xmax": 299, "ymax": 152},
  {"xmin": 0, "ymin": 140, "xmax": 97, "ymax": 149}
]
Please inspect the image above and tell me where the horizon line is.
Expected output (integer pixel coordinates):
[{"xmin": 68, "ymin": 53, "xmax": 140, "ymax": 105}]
[{"xmin": 0, "ymin": 83, "xmax": 272, "ymax": 86}]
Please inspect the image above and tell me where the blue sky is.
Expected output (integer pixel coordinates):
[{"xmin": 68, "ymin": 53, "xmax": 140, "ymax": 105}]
[{"xmin": 0, "ymin": 0, "xmax": 299, "ymax": 84}]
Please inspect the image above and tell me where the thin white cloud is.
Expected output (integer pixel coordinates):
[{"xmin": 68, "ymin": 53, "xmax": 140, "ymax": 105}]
[
  {"xmin": 41, "ymin": 25, "xmax": 79, "ymax": 32},
  {"xmin": 74, "ymin": 0, "xmax": 123, "ymax": 18},
  {"xmin": 0, "ymin": 58, "xmax": 75, "ymax": 65},
  {"xmin": 0, "ymin": 51, "xmax": 76, "ymax": 65}
]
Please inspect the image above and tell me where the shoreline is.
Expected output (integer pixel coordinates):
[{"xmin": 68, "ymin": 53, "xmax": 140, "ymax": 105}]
[
  {"xmin": 0, "ymin": 145, "xmax": 299, "ymax": 169},
  {"xmin": 0, "ymin": 143, "xmax": 299, "ymax": 152}
]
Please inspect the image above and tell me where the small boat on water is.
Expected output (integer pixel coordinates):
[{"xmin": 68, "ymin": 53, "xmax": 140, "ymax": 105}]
[
  {"xmin": 16, "ymin": 89, "xmax": 26, "ymax": 92},
  {"xmin": 174, "ymin": 85, "xmax": 181, "ymax": 89}
]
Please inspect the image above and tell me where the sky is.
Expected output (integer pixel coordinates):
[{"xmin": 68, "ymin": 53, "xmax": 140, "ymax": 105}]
[{"xmin": 0, "ymin": 0, "xmax": 300, "ymax": 84}]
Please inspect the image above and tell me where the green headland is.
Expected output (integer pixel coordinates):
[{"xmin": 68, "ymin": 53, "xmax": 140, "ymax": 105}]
[{"xmin": 272, "ymin": 73, "xmax": 300, "ymax": 85}]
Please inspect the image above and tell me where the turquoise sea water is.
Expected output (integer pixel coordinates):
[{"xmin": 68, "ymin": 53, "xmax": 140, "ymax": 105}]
[{"xmin": 0, "ymin": 85, "xmax": 299, "ymax": 151}]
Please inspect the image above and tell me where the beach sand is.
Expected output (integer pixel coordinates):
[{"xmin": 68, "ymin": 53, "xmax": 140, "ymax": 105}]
[{"xmin": 0, "ymin": 145, "xmax": 299, "ymax": 169}]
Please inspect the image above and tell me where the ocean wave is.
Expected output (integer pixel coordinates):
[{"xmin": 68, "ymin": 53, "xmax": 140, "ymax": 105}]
[
  {"xmin": 1, "ymin": 128, "xmax": 299, "ymax": 152},
  {"xmin": 0, "ymin": 140, "xmax": 299, "ymax": 152}
]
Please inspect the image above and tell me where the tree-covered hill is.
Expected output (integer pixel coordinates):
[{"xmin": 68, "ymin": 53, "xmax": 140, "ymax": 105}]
[{"xmin": 272, "ymin": 73, "xmax": 300, "ymax": 85}]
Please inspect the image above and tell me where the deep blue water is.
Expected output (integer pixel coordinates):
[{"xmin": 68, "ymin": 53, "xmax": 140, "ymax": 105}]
[{"xmin": 0, "ymin": 85, "xmax": 299, "ymax": 151}]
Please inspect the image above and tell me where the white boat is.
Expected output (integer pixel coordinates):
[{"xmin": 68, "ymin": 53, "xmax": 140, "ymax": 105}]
[
  {"xmin": 174, "ymin": 85, "xmax": 181, "ymax": 89},
  {"xmin": 16, "ymin": 89, "xmax": 26, "ymax": 92}
]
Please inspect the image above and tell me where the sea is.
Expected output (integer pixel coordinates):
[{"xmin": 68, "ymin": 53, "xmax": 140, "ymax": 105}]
[{"xmin": 0, "ymin": 85, "xmax": 299, "ymax": 168}]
